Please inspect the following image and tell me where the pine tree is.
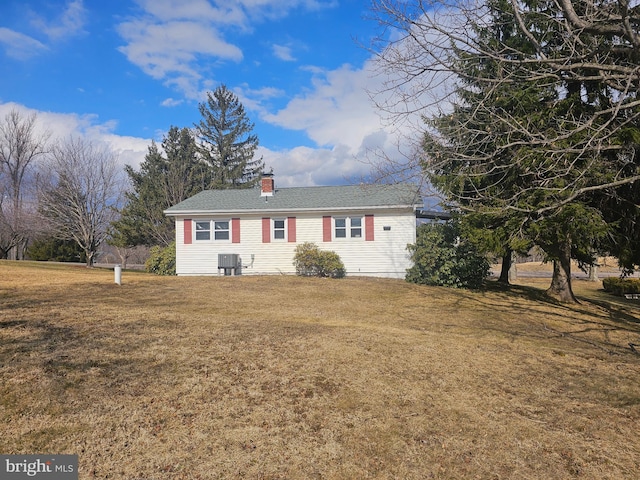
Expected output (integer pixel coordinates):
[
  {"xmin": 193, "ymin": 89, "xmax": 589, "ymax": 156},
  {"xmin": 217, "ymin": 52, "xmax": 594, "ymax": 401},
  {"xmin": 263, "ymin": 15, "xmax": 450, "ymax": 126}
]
[
  {"xmin": 370, "ymin": 0, "xmax": 640, "ymax": 301},
  {"xmin": 111, "ymin": 126, "xmax": 203, "ymax": 247},
  {"xmin": 195, "ymin": 85, "xmax": 263, "ymax": 189},
  {"xmin": 417, "ymin": 0, "xmax": 639, "ymax": 302}
]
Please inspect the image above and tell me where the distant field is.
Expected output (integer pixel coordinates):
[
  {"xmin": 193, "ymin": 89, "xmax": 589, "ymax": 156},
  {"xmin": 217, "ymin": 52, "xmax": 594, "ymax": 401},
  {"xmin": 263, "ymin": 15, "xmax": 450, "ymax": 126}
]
[{"xmin": 1, "ymin": 261, "xmax": 639, "ymax": 479}]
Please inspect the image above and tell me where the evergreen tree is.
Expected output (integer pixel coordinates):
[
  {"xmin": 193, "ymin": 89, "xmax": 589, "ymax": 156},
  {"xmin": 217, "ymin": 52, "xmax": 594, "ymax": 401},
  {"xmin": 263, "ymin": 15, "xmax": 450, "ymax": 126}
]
[
  {"xmin": 111, "ymin": 126, "xmax": 203, "ymax": 247},
  {"xmin": 26, "ymin": 236, "xmax": 86, "ymax": 263},
  {"xmin": 423, "ymin": 0, "xmax": 551, "ymax": 287},
  {"xmin": 406, "ymin": 221, "xmax": 490, "ymax": 289},
  {"xmin": 408, "ymin": 0, "xmax": 640, "ymax": 302},
  {"xmin": 592, "ymin": 178, "xmax": 640, "ymax": 275},
  {"xmin": 195, "ymin": 85, "xmax": 263, "ymax": 189}
]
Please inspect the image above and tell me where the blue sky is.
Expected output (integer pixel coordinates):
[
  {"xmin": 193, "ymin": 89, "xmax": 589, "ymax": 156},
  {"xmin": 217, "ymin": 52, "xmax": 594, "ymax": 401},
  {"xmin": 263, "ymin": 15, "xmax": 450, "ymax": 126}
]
[{"xmin": 0, "ymin": 0, "xmax": 419, "ymax": 187}]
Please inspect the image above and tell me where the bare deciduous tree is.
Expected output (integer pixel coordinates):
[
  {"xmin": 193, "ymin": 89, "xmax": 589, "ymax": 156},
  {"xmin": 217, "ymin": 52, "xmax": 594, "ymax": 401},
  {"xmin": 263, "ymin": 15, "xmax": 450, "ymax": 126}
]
[
  {"xmin": 38, "ymin": 137, "xmax": 125, "ymax": 267},
  {"xmin": 0, "ymin": 110, "xmax": 50, "ymax": 259}
]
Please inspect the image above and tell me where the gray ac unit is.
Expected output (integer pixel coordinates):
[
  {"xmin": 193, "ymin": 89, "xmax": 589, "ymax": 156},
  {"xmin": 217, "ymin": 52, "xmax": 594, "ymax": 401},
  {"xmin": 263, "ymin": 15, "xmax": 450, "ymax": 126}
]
[{"xmin": 218, "ymin": 254, "xmax": 239, "ymax": 268}]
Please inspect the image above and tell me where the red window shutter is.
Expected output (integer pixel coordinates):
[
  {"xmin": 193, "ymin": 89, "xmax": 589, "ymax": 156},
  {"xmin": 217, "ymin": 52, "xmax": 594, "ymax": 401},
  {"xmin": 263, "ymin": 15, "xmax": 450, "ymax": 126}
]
[
  {"xmin": 365, "ymin": 215, "xmax": 374, "ymax": 241},
  {"xmin": 323, "ymin": 216, "xmax": 332, "ymax": 242},
  {"xmin": 262, "ymin": 217, "xmax": 271, "ymax": 243},
  {"xmin": 184, "ymin": 219, "xmax": 192, "ymax": 244},
  {"xmin": 232, "ymin": 218, "xmax": 240, "ymax": 243},
  {"xmin": 288, "ymin": 217, "xmax": 296, "ymax": 242}
]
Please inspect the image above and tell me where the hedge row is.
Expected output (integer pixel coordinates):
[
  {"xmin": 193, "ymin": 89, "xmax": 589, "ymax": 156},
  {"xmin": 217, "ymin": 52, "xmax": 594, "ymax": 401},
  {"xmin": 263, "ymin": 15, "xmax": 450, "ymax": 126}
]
[{"xmin": 602, "ymin": 277, "xmax": 640, "ymax": 296}]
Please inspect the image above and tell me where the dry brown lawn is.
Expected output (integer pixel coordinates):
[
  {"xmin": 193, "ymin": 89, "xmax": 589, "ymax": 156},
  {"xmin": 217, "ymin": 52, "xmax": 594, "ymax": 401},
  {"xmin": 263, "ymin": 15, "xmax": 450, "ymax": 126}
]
[{"xmin": 1, "ymin": 261, "xmax": 639, "ymax": 479}]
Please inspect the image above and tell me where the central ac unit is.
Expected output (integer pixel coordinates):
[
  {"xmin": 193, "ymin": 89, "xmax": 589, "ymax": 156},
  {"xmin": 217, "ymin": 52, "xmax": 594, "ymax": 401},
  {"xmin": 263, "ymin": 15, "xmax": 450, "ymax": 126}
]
[{"xmin": 218, "ymin": 253, "xmax": 239, "ymax": 268}]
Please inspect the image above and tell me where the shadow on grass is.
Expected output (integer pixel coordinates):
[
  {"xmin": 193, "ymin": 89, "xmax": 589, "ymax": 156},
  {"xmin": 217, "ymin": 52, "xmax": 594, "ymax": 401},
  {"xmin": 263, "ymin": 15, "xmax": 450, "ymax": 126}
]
[
  {"xmin": 0, "ymin": 313, "xmax": 174, "ymax": 411},
  {"xmin": 474, "ymin": 280, "xmax": 640, "ymax": 356}
]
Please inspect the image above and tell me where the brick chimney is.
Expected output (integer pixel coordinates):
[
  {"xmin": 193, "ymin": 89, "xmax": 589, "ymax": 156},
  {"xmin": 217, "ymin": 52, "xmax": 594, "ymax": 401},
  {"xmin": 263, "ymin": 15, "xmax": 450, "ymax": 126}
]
[{"xmin": 261, "ymin": 173, "xmax": 274, "ymax": 197}]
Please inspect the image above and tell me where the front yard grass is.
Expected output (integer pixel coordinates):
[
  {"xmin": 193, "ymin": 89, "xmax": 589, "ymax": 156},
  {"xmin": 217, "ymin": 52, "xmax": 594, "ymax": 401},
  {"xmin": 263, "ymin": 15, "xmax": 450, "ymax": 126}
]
[{"xmin": 1, "ymin": 261, "xmax": 639, "ymax": 479}]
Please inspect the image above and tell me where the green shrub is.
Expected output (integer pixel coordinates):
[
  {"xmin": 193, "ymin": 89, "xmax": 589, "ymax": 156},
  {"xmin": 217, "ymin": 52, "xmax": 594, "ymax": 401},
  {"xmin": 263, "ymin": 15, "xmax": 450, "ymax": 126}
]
[
  {"xmin": 26, "ymin": 237, "xmax": 86, "ymax": 263},
  {"xmin": 294, "ymin": 242, "xmax": 346, "ymax": 278},
  {"xmin": 602, "ymin": 277, "xmax": 640, "ymax": 296},
  {"xmin": 406, "ymin": 222, "xmax": 490, "ymax": 289},
  {"xmin": 145, "ymin": 242, "xmax": 176, "ymax": 276}
]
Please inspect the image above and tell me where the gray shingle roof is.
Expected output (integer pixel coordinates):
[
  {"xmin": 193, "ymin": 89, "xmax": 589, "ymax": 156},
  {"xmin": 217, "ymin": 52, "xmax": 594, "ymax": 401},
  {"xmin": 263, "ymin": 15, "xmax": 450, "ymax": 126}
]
[{"xmin": 164, "ymin": 183, "xmax": 421, "ymax": 215}]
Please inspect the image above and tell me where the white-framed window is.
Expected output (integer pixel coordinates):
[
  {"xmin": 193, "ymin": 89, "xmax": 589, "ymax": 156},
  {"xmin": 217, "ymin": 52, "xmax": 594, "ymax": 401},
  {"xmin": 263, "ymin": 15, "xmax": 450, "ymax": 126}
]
[
  {"xmin": 334, "ymin": 217, "xmax": 362, "ymax": 239},
  {"xmin": 214, "ymin": 220, "xmax": 230, "ymax": 240},
  {"xmin": 350, "ymin": 217, "xmax": 362, "ymax": 238},
  {"xmin": 335, "ymin": 218, "xmax": 346, "ymax": 238},
  {"xmin": 273, "ymin": 218, "xmax": 286, "ymax": 240},
  {"xmin": 195, "ymin": 221, "xmax": 211, "ymax": 241},
  {"xmin": 194, "ymin": 220, "xmax": 230, "ymax": 241}
]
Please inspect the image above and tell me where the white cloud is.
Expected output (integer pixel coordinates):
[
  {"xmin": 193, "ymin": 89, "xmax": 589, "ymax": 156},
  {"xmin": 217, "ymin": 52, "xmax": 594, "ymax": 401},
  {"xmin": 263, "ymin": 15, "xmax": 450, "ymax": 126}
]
[
  {"xmin": 234, "ymin": 84, "xmax": 285, "ymax": 115},
  {"xmin": 134, "ymin": 0, "xmax": 248, "ymax": 26},
  {"xmin": 117, "ymin": 0, "xmax": 337, "ymax": 99},
  {"xmin": 0, "ymin": 100, "xmax": 368, "ymax": 189},
  {"xmin": 117, "ymin": 18, "xmax": 242, "ymax": 78},
  {"xmin": 259, "ymin": 144, "xmax": 370, "ymax": 187},
  {"xmin": 0, "ymin": 102, "xmax": 150, "ymax": 170},
  {"xmin": 117, "ymin": 18, "xmax": 243, "ymax": 99},
  {"xmin": 238, "ymin": 61, "xmax": 400, "ymax": 187},
  {"xmin": 0, "ymin": 0, "xmax": 86, "ymax": 60},
  {"xmin": 263, "ymin": 63, "xmax": 384, "ymax": 151},
  {"xmin": 253, "ymin": 56, "xmax": 429, "ymax": 186},
  {"xmin": 30, "ymin": 0, "xmax": 87, "ymax": 41},
  {"xmin": 0, "ymin": 28, "xmax": 47, "ymax": 59},
  {"xmin": 238, "ymin": 0, "xmax": 337, "ymax": 19},
  {"xmin": 272, "ymin": 44, "xmax": 296, "ymax": 62},
  {"xmin": 161, "ymin": 97, "xmax": 184, "ymax": 107},
  {"xmin": 98, "ymin": 133, "xmax": 152, "ymax": 169}
]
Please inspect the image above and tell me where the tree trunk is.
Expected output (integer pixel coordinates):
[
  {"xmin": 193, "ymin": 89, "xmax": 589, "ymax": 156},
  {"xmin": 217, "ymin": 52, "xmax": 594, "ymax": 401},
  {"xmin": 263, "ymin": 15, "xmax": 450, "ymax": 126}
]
[
  {"xmin": 498, "ymin": 249, "xmax": 512, "ymax": 284},
  {"xmin": 115, "ymin": 246, "xmax": 130, "ymax": 270},
  {"xmin": 546, "ymin": 237, "xmax": 578, "ymax": 303},
  {"xmin": 508, "ymin": 251, "xmax": 517, "ymax": 283},
  {"xmin": 85, "ymin": 249, "xmax": 95, "ymax": 267},
  {"xmin": 588, "ymin": 264, "xmax": 598, "ymax": 282}
]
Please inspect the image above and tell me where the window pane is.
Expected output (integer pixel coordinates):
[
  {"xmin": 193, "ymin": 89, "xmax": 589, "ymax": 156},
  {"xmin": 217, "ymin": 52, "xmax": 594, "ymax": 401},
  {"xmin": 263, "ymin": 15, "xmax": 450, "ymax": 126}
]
[
  {"xmin": 274, "ymin": 230, "xmax": 285, "ymax": 239},
  {"xmin": 213, "ymin": 221, "xmax": 229, "ymax": 240},
  {"xmin": 195, "ymin": 221, "xmax": 210, "ymax": 240},
  {"xmin": 350, "ymin": 217, "xmax": 362, "ymax": 238},
  {"xmin": 274, "ymin": 219, "xmax": 285, "ymax": 229},
  {"xmin": 334, "ymin": 218, "xmax": 347, "ymax": 238}
]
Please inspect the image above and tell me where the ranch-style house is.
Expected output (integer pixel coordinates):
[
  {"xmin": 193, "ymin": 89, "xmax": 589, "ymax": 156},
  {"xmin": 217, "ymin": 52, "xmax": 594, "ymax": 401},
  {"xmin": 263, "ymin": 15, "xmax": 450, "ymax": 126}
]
[{"xmin": 164, "ymin": 174, "xmax": 422, "ymax": 278}]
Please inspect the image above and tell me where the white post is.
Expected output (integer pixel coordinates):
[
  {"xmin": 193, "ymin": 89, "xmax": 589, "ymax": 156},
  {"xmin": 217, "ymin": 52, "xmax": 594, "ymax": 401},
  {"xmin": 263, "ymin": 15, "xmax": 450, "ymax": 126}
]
[{"xmin": 114, "ymin": 265, "xmax": 122, "ymax": 285}]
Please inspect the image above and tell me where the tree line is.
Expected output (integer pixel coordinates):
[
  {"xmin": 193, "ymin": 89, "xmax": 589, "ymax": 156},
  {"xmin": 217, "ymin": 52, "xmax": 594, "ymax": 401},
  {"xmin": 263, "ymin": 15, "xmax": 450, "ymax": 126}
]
[
  {"xmin": 370, "ymin": 0, "xmax": 640, "ymax": 302},
  {"xmin": 0, "ymin": 85, "xmax": 263, "ymax": 266}
]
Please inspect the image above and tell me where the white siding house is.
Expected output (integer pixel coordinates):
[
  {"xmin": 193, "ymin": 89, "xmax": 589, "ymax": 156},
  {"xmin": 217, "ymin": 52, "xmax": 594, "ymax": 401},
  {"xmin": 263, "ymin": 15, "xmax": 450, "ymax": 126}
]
[{"xmin": 164, "ymin": 176, "xmax": 422, "ymax": 278}]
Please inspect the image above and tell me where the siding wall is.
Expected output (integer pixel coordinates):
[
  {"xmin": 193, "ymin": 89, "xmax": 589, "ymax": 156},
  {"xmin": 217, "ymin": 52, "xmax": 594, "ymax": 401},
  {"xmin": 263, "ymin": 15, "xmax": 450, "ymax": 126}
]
[{"xmin": 174, "ymin": 210, "xmax": 416, "ymax": 278}]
